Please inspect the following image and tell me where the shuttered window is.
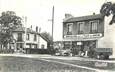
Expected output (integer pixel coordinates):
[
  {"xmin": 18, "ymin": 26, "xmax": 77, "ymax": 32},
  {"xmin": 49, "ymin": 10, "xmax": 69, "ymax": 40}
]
[
  {"xmin": 90, "ymin": 20, "xmax": 99, "ymax": 33},
  {"xmin": 78, "ymin": 22, "xmax": 85, "ymax": 34},
  {"xmin": 66, "ymin": 23, "xmax": 73, "ymax": 35}
]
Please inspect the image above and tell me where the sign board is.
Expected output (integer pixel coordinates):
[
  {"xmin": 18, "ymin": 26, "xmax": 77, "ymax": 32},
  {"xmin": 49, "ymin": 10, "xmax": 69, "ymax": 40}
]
[
  {"xmin": 64, "ymin": 33, "xmax": 102, "ymax": 40},
  {"xmin": 77, "ymin": 42, "xmax": 82, "ymax": 45}
]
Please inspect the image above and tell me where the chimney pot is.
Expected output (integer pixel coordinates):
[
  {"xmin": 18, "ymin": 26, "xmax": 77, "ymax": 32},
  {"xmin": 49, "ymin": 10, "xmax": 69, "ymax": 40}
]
[
  {"xmin": 36, "ymin": 26, "xmax": 38, "ymax": 32},
  {"xmin": 93, "ymin": 13, "xmax": 95, "ymax": 15}
]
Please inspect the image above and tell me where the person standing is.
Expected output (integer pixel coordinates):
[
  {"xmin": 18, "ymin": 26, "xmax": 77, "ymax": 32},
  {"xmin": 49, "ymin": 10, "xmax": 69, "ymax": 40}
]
[{"xmin": 84, "ymin": 45, "xmax": 89, "ymax": 57}]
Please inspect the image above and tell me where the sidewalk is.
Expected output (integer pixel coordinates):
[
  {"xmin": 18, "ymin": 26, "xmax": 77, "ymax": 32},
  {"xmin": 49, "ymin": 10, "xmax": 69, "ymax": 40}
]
[
  {"xmin": 0, "ymin": 54, "xmax": 115, "ymax": 63},
  {"xmin": 0, "ymin": 54, "xmax": 114, "ymax": 72}
]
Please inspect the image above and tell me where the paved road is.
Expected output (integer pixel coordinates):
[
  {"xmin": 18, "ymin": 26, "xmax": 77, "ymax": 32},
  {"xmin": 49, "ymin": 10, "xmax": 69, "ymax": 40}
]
[
  {"xmin": 0, "ymin": 54, "xmax": 114, "ymax": 72},
  {"xmin": 1, "ymin": 54, "xmax": 115, "ymax": 63},
  {"xmin": 0, "ymin": 55, "xmax": 95, "ymax": 72}
]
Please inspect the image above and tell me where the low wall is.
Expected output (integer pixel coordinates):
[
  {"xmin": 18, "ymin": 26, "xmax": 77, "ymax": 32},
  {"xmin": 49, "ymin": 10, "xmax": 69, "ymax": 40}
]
[{"xmin": 25, "ymin": 48, "xmax": 50, "ymax": 54}]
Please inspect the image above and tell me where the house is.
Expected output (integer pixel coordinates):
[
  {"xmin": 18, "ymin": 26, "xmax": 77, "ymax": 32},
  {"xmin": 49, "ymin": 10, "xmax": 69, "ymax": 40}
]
[
  {"xmin": 63, "ymin": 13, "xmax": 104, "ymax": 56},
  {"xmin": 97, "ymin": 15, "xmax": 115, "ymax": 58},
  {"xmin": 9, "ymin": 26, "xmax": 48, "ymax": 51}
]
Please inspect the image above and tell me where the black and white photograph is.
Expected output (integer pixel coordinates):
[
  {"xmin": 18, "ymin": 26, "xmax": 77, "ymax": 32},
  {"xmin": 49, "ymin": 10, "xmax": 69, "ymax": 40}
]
[{"xmin": 0, "ymin": 0, "xmax": 115, "ymax": 72}]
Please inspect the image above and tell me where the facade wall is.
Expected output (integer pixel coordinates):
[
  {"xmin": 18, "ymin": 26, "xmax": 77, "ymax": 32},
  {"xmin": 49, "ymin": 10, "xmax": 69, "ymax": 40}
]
[
  {"xmin": 13, "ymin": 32, "xmax": 24, "ymax": 41},
  {"xmin": 63, "ymin": 15, "xmax": 104, "ymax": 57},
  {"xmin": 63, "ymin": 19, "xmax": 104, "ymax": 37},
  {"xmin": 12, "ymin": 31, "xmax": 47, "ymax": 49},
  {"xmin": 39, "ymin": 37, "xmax": 47, "ymax": 49},
  {"xmin": 98, "ymin": 16, "xmax": 115, "ymax": 58},
  {"xmin": 26, "ymin": 33, "xmax": 39, "ymax": 44}
]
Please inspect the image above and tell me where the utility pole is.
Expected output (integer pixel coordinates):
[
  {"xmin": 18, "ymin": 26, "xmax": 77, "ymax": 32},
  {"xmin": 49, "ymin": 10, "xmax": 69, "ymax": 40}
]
[
  {"xmin": 52, "ymin": 6, "xmax": 54, "ymax": 42},
  {"xmin": 48, "ymin": 6, "xmax": 54, "ymax": 55},
  {"xmin": 23, "ymin": 16, "xmax": 27, "ymax": 49},
  {"xmin": 48, "ymin": 6, "xmax": 54, "ymax": 43}
]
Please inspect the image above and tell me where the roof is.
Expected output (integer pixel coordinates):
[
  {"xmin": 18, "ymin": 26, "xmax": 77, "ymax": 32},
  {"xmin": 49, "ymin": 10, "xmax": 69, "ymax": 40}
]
[
  {"xmin": 13, "ymin": 26, "xmax": 37, "ymax": 34},
  {"xmin": 13, "ymin": 26, "xmax": 50, "ymax": 42},
  {"xmin": 39, "ymin": 34, "xmax": 51, "ymax": 42},
  {"xmin": 63, "ymin": 14, "xmax": 104, "ymax": 23}
]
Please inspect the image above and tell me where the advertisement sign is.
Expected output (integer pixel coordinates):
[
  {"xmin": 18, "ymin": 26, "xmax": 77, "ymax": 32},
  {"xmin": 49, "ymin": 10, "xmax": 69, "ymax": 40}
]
[{"xmin": 64, "ymin": 33, "xmax": 103, "ymax": 40}]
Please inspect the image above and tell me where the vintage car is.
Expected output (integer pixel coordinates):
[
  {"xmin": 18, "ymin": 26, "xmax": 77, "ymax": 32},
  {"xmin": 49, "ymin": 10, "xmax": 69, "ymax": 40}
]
[
  {"xmin": 55, "ymin": 49, "xmax": 72, "ymax": 56},
  {"xmin": 94, "ymin": 48, "xmax": 113, "ymax": 59}
]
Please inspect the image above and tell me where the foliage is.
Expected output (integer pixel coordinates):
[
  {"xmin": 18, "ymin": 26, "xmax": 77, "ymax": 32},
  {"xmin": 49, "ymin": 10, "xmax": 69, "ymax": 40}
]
[
  {"xmin": 0, "ymin": 11, "xmax": 22, "ymax": 47},
  {"xmin": 40, "ymin": 32, "xmax": 53, "ymax": 43},
  {"xmin": 40, "ymin": 32, "xmax": 54, "ymax": 54},
  {"xmin": 100, "ymin": 2, "xmax": 115, "ymax": 25}
]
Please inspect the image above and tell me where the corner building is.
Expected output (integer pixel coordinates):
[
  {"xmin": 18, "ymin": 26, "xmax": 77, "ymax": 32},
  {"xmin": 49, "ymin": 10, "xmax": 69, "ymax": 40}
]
[{"xmin": 63, "ymin": 14, "xmax": 104, "ymax": 56}]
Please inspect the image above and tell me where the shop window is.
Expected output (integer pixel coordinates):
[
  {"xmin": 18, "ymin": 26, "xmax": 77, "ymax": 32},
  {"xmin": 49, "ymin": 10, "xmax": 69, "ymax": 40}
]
[
  {"xmin": 26, "ymin": 34, "xmax": 30, "ymax": 40},
  {"xmin": 66, "ymin": 23, "xmax": 73, "ymax": 35},
  {"xmin": 78, "ymin": 22, "xmax": 85, "ymax": 34},
  {"xmin": 90, "ymin": 20, "xmax": 99, "ymax": 33},
  {"xmin": 64, "ymin": 41, "xmax": 72, "ymax": 49}
]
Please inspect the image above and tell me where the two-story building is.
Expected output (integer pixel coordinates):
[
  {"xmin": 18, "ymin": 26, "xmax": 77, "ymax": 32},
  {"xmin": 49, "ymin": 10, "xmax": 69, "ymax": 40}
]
[
  {"xmin": 63, "ymin": 14, "xmax": 104, "ymax": 56},
  {"xmin": 10, "ymin": 26, "xmax": 48, "ymax": 51}
]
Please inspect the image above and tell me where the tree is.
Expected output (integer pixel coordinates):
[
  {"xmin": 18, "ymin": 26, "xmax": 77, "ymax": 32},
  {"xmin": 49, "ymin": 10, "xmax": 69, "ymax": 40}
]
[
  {"xmin": 0, "ymin": 11, "xmax": 22, "ymax": 48},
  {"xmin": 100, "ymin": 2, "xmax": 115, "ymax": 25},
  {"xmin": 40, "ymin": 32, "xmax": 55, "ymax": 54},
  {"xmin": 40, "ymin": 32, "xmax": 53, "ymax": 43}
]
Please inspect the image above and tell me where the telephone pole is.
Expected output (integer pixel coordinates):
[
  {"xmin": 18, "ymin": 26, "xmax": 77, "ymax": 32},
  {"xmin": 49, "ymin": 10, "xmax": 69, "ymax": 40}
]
[{"xmin": 52, "ymin": 6, "xmax": 54, "ymax": 42}]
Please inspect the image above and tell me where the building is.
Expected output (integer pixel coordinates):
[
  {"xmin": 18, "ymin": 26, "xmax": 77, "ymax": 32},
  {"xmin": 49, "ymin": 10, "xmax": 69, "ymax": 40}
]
[
  {"xmin": 63, "ymin": 14, "xmax": 104, "ymax": 56},
  {"xmin": 97, "ymin": 15, "xmax": 115, "ymax": 58},
  {"xmin": 9, "ymin": 26, "xmax": 48, "ymax": 51}
]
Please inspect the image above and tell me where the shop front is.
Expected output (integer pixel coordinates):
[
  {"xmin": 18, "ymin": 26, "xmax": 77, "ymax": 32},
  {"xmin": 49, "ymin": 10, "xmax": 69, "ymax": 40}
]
[
  {"xmin": 63, "ymin": 33, "xmax": 102, "ymax": 57},
  {"xmin": 63, "ymin": 40, "xmax": 96, "ymax": 56}
]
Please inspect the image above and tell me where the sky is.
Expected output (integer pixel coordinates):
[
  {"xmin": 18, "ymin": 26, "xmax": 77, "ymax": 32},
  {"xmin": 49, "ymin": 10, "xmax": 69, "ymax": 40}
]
[{"xmin": 0, "ymin": 0, "xmax": 114, "ymax": 41}]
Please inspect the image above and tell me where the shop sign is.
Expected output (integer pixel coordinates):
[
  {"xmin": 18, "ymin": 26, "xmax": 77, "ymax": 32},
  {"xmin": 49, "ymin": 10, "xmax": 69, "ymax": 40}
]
[
  {"xmin": 64, "ymin": 33, "xmax": 102, "ymax": 40},
  {"xmin": 77, "ymin": 42, "xmax": 82, "ymax": 45}
]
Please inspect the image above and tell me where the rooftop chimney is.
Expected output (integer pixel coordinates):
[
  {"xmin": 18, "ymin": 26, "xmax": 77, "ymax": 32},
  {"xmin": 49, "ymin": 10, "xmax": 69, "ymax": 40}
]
[
  {"xmin": 36, "ymin": 26, "xmax": 38, "ymax": 32},
  {"xmin": 39, "ymin": 27, "xmax": 41, "ymax": 33},
  {"xmin": 93, "ymin": 12, "xmax": 95, "ymax": 15},
  {"xmin": 65, "ymin": 13, "xmax": 73, "ymax": 18},
  {"xmin": 31, "ymin": 25, "xmax": 32, "ymax": 29}
]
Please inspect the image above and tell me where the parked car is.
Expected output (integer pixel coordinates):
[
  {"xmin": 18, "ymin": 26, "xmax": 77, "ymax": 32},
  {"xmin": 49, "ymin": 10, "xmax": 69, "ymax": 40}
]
[
  {"xmin": 94, "ymin": 48, "xmax": 113, "ymax": 59},
  {"xmin": 55, "ymin": 49, "xmax": 72, "ymax": 56}
]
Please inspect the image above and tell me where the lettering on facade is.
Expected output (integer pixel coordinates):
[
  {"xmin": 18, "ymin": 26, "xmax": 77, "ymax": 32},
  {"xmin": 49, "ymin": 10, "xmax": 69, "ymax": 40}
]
[{"xmin": 64, "ymin": 33, "xmax": 102, "ymax": 40}]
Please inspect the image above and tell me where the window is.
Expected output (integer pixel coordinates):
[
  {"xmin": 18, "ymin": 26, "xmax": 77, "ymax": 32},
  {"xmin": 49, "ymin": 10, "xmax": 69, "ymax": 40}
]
[
  {"xmin": 17, "ymin": 33, "xmax": 23, "ymax": 41},
  {"xmin": 66, "ymin": 23, "xmax": 73, "ymax": 35},
  {"xmin": 34, "ymin": 34, "xmax": 37, "ymax": 41},
  {"xmin": 26, "ymin": 34, "xmax": 30, "ymax": 40},
  {"xmin": 90, "ymin": 20, "xmax": 99, "ymax": 33},
  {"xmin": 78, "ymin": 22, "xmax": 85, "ymax": 34},
  {"xmin": 41, "ymin": 44, "xmax": 45, "ymax": 49}
]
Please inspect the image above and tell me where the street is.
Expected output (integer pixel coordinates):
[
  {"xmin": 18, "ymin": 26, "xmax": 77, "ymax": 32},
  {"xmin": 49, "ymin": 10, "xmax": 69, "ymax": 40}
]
[{"xmin": 0, "ymin": 54, "xmax": 114, "ymax": 72}]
